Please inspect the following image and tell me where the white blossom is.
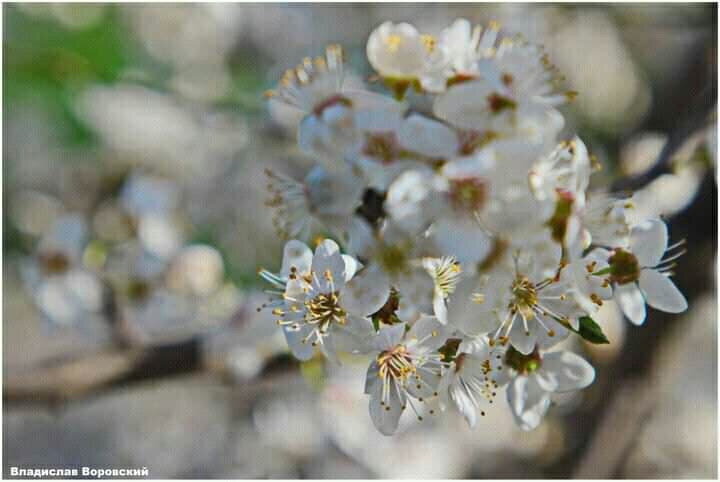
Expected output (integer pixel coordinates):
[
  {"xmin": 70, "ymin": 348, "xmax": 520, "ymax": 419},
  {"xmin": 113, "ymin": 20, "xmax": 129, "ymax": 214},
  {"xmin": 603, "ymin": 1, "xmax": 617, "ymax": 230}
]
[
  {"xmin": 437, "ymin": 336, "xmax": 502, "ymax": 428},
  {"xmin": 364, "ymin": 317, "xmax": 452, "ymax": 435},
  {"xmin": 366, "ymin": 21, "xmax": 448, "ymax": 94},
  {"xmin": 265, "ymin": 239, "xmax": 387, "ymax": 361},
  {"xmin": 497, "ymin": 346, "xmax": 595, "ymax": 431},
  {"xmin": 588, "ymin": 219, "xmax": 688, "ymax": 325}
]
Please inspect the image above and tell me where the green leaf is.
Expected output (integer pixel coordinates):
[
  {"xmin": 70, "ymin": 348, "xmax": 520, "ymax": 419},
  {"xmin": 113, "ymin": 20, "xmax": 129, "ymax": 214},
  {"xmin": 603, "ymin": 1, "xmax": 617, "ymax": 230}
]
[{"xmin": 571, "ymin": 316, "xmax": 610, "ymax": 344}]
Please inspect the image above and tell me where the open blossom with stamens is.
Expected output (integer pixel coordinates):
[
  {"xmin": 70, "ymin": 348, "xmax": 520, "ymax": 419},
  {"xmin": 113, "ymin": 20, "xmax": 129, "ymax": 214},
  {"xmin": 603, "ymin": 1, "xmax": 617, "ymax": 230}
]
[
  {"xmin": 268, "ymin": 44, "xmax": 404, "ymax": 163},
  {"xmin": 529, "ymin": 136, "xmax": 592, "ymax": 208},
  {"xmin": 577, "ymin": 194, "xmax": 633, "ymax": 249},
  {"xmin": 262, "ymin": 239, "xmax": 387, "ymax": 361},
  {"xmin": 588, "ymin": 218, "xmax": 688, "ymax": 325},
  {"xmin": 351, "ymin": 113, "xmax": 458, "ymax": 191},
  {"xmin": 437, "ymin": 336, "xmax": 503, "ymax": 428},
  {"xmin": 350, "ymin": 222, "xmax": 438, "ymax": 322},
  {"xmin": 364, "ymin": 317, "xmax": 452, "ymax": 435},
  {"xmin": 265, "ymin": 165, "xmax": 365, "ymax": 241},
  {"xmin": 385, "ymin": 146, "xmax": 498, "ymax": 265},
  {"xmin": 496, "ymin": 345, "xmax": 595, "ymax": 431},
  {"xmin": 464, "ymin": 252, "xmax": 586, "ymax": 355},
  {"xmin": 434, "ymin": 35, "xmax": 573, "ymax": 135}
]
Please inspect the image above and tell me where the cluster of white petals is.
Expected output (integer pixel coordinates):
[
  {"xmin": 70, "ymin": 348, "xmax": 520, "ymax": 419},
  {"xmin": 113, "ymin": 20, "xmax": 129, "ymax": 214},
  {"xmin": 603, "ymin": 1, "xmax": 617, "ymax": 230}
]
[{"xmin": 261, "ymin": 19, "xmax": 688, "ymax": 435}]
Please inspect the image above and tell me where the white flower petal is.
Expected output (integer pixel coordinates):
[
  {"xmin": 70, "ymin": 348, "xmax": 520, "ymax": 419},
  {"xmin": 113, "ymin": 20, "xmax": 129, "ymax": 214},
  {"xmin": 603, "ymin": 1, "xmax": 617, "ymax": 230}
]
[
  {"xmin": 432, "ymin": 217, "xmax": 492, "ymax": 265},
  {"xmin": 405, "ymin": 367, "xmax": 440, "ymax": 400},
  {"xmin": 345, "ymin": 89, "xmax": 406, "ymax": 131},
  {"xmin": 436, "ymin": 369, "xmax": 454, "ymax": 410},
  {"xmin": 397, "ymin": 114, "xmax": 459, "ymax": 158},
  {"xmin": 629, "ymin": 219, "xmax": 668, "ymax": 267},
  {"xmin": 449, "ymin": 381, "xmax": 477, "ymax": 428},
  {"xmin": 311, "ymin": 239, "xmax": 347, "ymax": 292},
  {"xmin": 433, "ymin": 292, "xmax": 449, "ymax": 324},
  {"xmin": 282, "ymin": 325, "xmax": 315, "ymax": 361},
  {"xmin": 319, "ymin": 333, "xmax": 341, "ymax": 364},
  {"xmin": 537, "ymin": 351, "xmax": 595, "ymax": 393},
  {"xmin": 284, "ymin": 278, "xmax": 309, "ymax": 303},
  {"xmin": 365, "ymin": 360, "xmax": 380, "ymax": 394},
  {"xmin": 639, "ymin": 269, "xmax": 688, "ymax": 314},
  {"xmin": 407, "ymin": 315, "xmax": 452, "ymax": 352},
  {"xmin": 340, "ymin": 265, "xmax": 390, "ymax": 317},
  {"xmin": 458, "ymin": 336, "xmax": 492, "ymax": 359},
  {"xmin": 509, "ymin": 320, "xmax": 537, "ymax": 355},
  {"xmin": 394, "ymin": 269, "xmax": 434, "ymax": 319},
  {"xmin": 433, "ymin": 80, "xmax": 496, "ymax": 130},
  {"xmin": 535, "ymin": 319, "xmax": 570, "ymax": 352},
  {"xmin": 615, "ymin": 282, "xmax": 647, "ymax": 325},
  {"xmin": 369, "ymin": 377, "xmax": 405, "ymax": 436},
  {"xmin": 341, "ymin": 254, "xmax": 362, "ymax": 281},
  {"xmin": 507, "ymin": 376, "xmax": 551, "ymax": 431},
  {"xmin": 280, "ymin": 240, "xmax": 313, "ymax": 278},
  {"xmin": 373, "ymin": 323, "xmax": 406, "ymax": 351},
  {"xmin": 385, "ymin": 169, "xmax": 436, "ymax": 235}
]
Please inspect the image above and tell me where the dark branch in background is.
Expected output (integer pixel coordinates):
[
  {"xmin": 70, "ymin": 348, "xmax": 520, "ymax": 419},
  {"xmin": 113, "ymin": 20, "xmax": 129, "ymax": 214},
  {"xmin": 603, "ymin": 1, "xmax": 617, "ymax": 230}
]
[
  {"xmin": 612, "ymin": 28, "xmax": 717, "ymax": 193},
  {"xmin": 612, "ymin": 84, "xmax": 716, "ymax": 193}
]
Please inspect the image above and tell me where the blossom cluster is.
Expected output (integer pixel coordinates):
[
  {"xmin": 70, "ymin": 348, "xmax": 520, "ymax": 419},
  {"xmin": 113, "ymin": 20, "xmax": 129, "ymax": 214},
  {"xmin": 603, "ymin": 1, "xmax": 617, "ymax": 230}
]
[
  {"xmin": 261, "ymin": 19, "xmax": 688, "ymax": 435},
  {"xmin": 19, "ymin": 169, "xmax": 239, "ymax": 346}
]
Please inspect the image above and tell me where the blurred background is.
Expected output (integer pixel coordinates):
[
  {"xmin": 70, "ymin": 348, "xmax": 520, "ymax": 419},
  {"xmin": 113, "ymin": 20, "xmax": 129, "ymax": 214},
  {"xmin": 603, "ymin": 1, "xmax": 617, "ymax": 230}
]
[{"xmin": 2, "ymin": 3, "xmax": 717, "ymax": 478}]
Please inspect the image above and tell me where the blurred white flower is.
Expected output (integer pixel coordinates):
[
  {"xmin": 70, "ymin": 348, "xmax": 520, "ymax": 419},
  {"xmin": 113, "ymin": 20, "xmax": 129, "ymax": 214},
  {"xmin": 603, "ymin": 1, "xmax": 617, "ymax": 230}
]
[{"xmin": 21, "ymin": 214, "xmax": 106, "ymax": 332}]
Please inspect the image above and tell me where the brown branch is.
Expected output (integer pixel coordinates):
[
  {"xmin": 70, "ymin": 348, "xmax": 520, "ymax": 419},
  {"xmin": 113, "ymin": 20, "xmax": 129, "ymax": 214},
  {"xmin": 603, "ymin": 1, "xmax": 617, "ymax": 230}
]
[{"xmin": 3, "ymin": 338, "xmax": 203, "ymax": 407}]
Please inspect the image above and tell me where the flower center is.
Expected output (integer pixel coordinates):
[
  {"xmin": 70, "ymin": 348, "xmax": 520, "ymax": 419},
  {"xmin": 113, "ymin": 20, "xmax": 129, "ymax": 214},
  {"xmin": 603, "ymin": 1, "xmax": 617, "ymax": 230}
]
[
  {"xmin": 384, "ymin": 34, "xmax": 403, "ymax": 53},
  {"xmin": 504, "ymin": 346, "xmax": 542, "ymax": 375},
  {"xmin": 457, "ymin": 130, "xmax": 499, "ymax": 155},
  {"xmin": 449, "ymin": 177, "xmax": 488, "ymax": 214},
  {"xmin": 39, "ymin": 250, "xmax": 70, "ymax": 275},
  {"xmin": 363, "ymin": 132, "xmax": 401, "ymax": 164},
  {"xmin": 511, "ymin": 276, "xmax": 538, "ymax": 320},
  {"xmin": 608, "ymin": 248, "xmax": 640, "ymax": 284},
  {"xmin": 487, "ymin": 92, "xmax": 517, "ymax": 114},
  {"xmin": 377, "ymin": 243, "xmax": 409, "ymax": 275},
  {"xmin": 377, "ymin": 345, "xmax": 415, "ymax": 381},
  {"xmin": 305, "ymin": 291, "xmax": 346, "ymax": 332}
]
